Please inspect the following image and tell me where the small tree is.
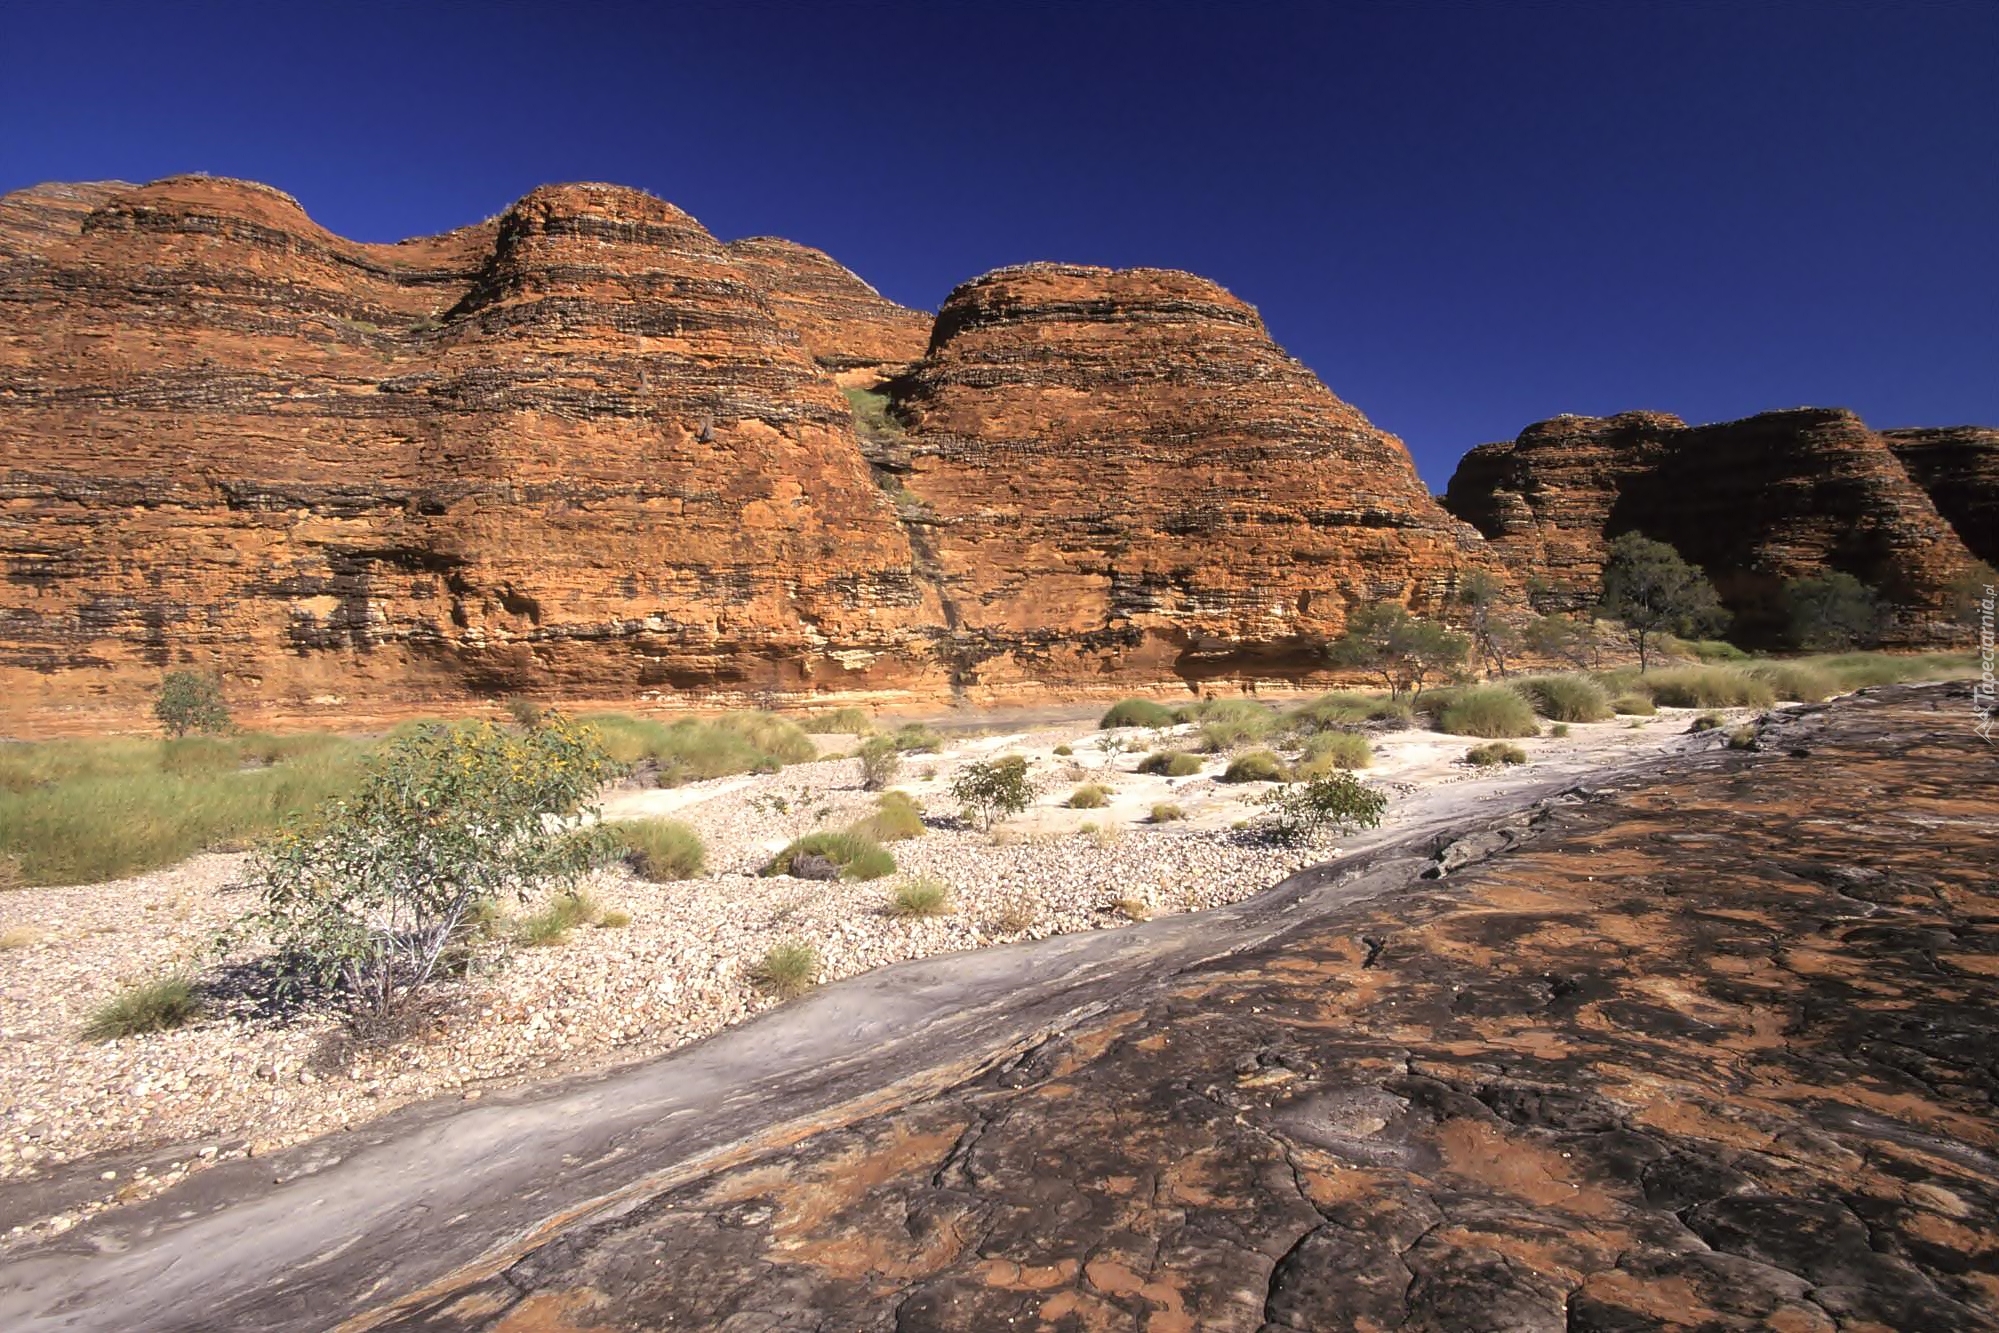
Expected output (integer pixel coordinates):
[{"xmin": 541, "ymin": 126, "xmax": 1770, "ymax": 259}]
[
  {"xmin": 244, "ymin": 714, "xmax": 621, "ymax": 1021},
  {"xmin": 1597, "ymin": 533, "xmax": 1726, "ymax": 671},
  {"xmin": 1522, "ymin": 613, "xmax": 1606, "ymax": 671},
  {"xmin": 1253, "ymin": 772, "xmax": 1388, "ymax": 844},
  {"xmin": 951, "ymin": 755, "xmax": 1037, "ymax": 831},
  {"xmin": 1781, "ymin": 572, "xmax": 1883, "ymax": 650},
  {"xmin": 857, "ymin": 735, "xmax": 901, "ymax": 791},
  {"xmin": 155, "ymin": 670, "xmax": 231, "ymax": 737},
  {"xmin": 1452, "ymin": 570, "xmax": 1516, "ymax": 676},
  {"xmin": 1325, "ymin": 603, "xmax": 1469, "ymax": 696}
]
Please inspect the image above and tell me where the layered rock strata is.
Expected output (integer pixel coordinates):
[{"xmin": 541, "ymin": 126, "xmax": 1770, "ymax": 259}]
[
  {"xmin": 1885, "ymin": 426, "xmax": 1999, "ymax": 567},
  {"xmin": 726, "ymin": 236, "xmax": 930, "ymax": 381},
  {"xmin": 1443, "ymin": 407, "xmax": 1980, "ymax": 644}
]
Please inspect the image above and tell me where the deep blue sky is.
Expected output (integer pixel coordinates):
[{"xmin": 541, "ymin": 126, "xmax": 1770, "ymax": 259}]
[{"xmin": 5, "ymin": 1, "xmax": 1995, "ymax": 487}]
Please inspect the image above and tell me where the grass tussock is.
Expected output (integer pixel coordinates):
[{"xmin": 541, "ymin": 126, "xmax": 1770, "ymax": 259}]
[
  {"xmin": 1150, "ymin": 802, "xmax": 1185, "ymax": 823},
  {"xmin": 1219, "ymin": 750, "xmax": 1287, "ymax": 783},
  {"xmin": 1643, "ymin": 668, "xmax": 1776, "ymax": 710},
  {"xmin": 1747, "ymin": 662, "xmax": 1839, "ymax": 702},
  {"xmin": 1067, "ymin": 783, "xmax": 1112, "ymax": 809},
  {"xmin": 614, "ymin": 818, "xmax": 707, "ymax": 881},
  {"xmin": 1728, "ymin": 724, "xmax": 1762, "ymax": 750},
  {"xmin": 1138, "ymin": 750, "xmax": 1204, "ymax": 777},
  {"xmin": 1111, "ymin": 896, "xmax": 1152, "ymax": 922},
  {"xmin": 765, "ymin": 830, "xmax": 896, "ymax": 880},
  {"xmin": 1611, "ymin": 694, "xmax": 1657, "ymax": 716},
  {"xmin": 887, "ymin": 877, "xmax": 953, "ymax": 919},
  {"xmin": 850, "ymin": 790, "xmax": 926, "ymax": 842},
  {"xmin": 890, "ymin": 723, "xmax": 944, "ymax": 754},
  {"xmin": 83, "ymin": 973, "xmax": 203, "ymax": 1041},
  {"xmin": 1293, "ymin": 730, "xmax": 1372, "ymax": 776},
  {"xmin": 751, "ymin": 939, "xmax": 819, "ymax": 999},
  {"xmin": 1192, "ymin": 700, "xmax": 1277, "ymax": 751},
  {"xmin": 1433, "ymin": 687, "xmax": 1539, "ymax": 738},
  {"xmin": 1464, "ymin": 742, "xmax": 1528, "ymax": 767},
  {"xmin": 1690, "ymin": 713, "xmax": 1725, "ymax": 732},
  {"xmin": 1099, "ymin": 698, "xmax": 1176, "ymax": 729},
  {"xmin": 596, "ymin": 909, "xmax": 633, "ymax": 929},
  {"xmin": 1285, "ymin": 691, "xmax": 1412, "ymax": 732},
  {"xmin": 798, "ymin": 706, "xmax": 874, "ymax": 734},
  {"xmin": 585, "ymin": 711, "xmax": 814, "ymax": 785},
  {"xmin": 1514, "ymin": 674, "xmax": 1613, "ymax": 722},
  {"xmin": 515, "ymin": 891, "xmax": 601, "ymax": 947},
  {"xmin": 1, "ymin": 925, "xmax": 42, "ymax": 951}
]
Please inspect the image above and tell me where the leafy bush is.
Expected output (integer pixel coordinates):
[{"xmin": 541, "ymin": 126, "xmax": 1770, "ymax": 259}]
[
  {"xmin": 857, "ymin": 735, "xmax": 902, "ymax": 791},
  {"xmin": 1068, "ymin": 783, "xmax": 1111, "ymax": 809},
  {"xmin": 82, "ymin": 973, "xmax": 203, "ymax": 1041},
  {"xmin": 1286, "ymin": 691, "xmax": 1411, "ymax": 732},
  {"xmin": 242, "ymin": 714, "xmax": 620, "ymax": 1020},
  {"xmin": 751, "ymin": 940, "xmax": 819, "ymax": 999},
  {"xmin": 1150, "ymin": 802, "xmax": 1185, "ymax": 823},
  {"xmin": 615, "ymin": 818, "xmax": 707, "ymax": 881},
  {"xmin": 851, "ymin": 790, "xmax": 925, "ymax": 842},
  {"xmin": 800, "ymin": 706, "xmax": 874, "ymax": 734},
  {"xmin": 765, "ymin": 830, "xmax": 896, "ymax": 880},
  {"xmin": 1220, "ymin": 750, "xmax": 1287, "ymax": 783},
  {"xmin": 1253, "ymin": 772, "xmax": 1388, "ymax": 843},
  {"xmin": 1325, "ymin": 603, "xmax": 1469, "ymax": 695},
  {"xmin": 1644, "ymin": 667, "xmax": 1776, "ymax": 710},
  {"xmin": 1435, "ymin": 687, "xmax": 1539, "ymax": 738},
  {"xmin": 514, "ymin": 891, "xmax": 600, "ymax": 947},
  {"xmin": 887, "ymin": 878, "xmax": 952, "ymax": 918},
  {"xmin": 1099, "ymin": 698, "xmax": 1176, "ymax": 729},
  {"xmin": 1597, "ymin": 533, "xmax": 1728, "ymax": 670},
  {"xmin": 1138, "ymin": 750, "xmax": 1204, "ymax": 777},
  {"xmin": 1294, "ymin": 730, "xmax": 1372, "ymax": 776},
  {"xmin": 154, "ymin": 670, "xmax": 232, "ymax": 738},
  {"xmin": 1464, "ymin": 742, "xmax": 1527, "ymax": 767},
  {"xmin": 1611, "ymin": 694, "xmax": 1657, "ymax": 716},
  {"xmin": 1514, "ymin": 674, "xmax": 1612, "ymax": 722},
  {"xmin": 1781, "ymin": 572, "xmax": 1882, "ymax": 651},
  {"xmin": 891, "ymin": 723, "xmax": 945, "ymax": 754},
  {"xmin": 951, "ymin": 755, "xmax": 1037, "ymax": 830},
  {"xmin": 1747, "ymin": 662, "xmax": 1838, "ymax": 703}
]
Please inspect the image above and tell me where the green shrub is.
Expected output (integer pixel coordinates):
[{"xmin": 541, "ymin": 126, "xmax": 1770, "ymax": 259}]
[
  {"xmin": 1220, "ymin": 750, "xmax": 1287, "ymax": 783},
  {"xmin": 1690, "ymin": 713, "xmax": 1725, "ymax": 732},
  {"xmin": 1435, "ymin": 687, "xmax": 1539, "ymax": 738},
  {"xmin": 596, "ymin": 909, "xmax": 633, "ymax": 929},
  {"xmin": 1464, "ymin": 742, "xmax": 1527, "ymax": 767},
  {"xmin": 1611, "ymin": 694, "xmax": 1656, "ymax": 716},
  {"xmin": 951, "ymin": 755, "xmax": 1037, "ymax": 829},
  {"xmin": 1194, "ymin": 699, "xmax": 1276, "ymax": 745},
  {"xmin": 615, "ymin": 818, "xmax": 707, "ymax": 881},
  {"xmin": 799, "ymin": 706, "xmax": 873, "ymax": 734},
  {"xmin": 585, "ymin": 710, "xmax": 811, "ymax": 784},
  {"xmin": 857, "ymin": 734, "xmax": 902, "ymax": 791},
  {"xmin": 851, "ymin": 790, "xmax": 925, "ymax": 842},
  {"xmin": 1293, "ymin": 730, "xmax": 1372, "ymax": 776},
  {"xmin": 82, "ymin": 973, "xmax": 203, "ymax": 1041},
  {"xmin": 1150, "ymin": 802, "xmax": 1185, "ymax": 823},
  {"xmin": 1728, "ymin": 724, "xmax": 1761, "ymax": 750},
  {"xmin": 1644, "ymin": 668, "xmax": 1775, "ymax": 710},
  {"xmin": 1549, "ymin": 723, "xmax": 1570, "ymax": 738},
  {"xmin": 1099, "ymin": 698, "xmax": 1176, "ymax": 729},
  {"xmin": 1514, "ymin": 675, "xmax": 1613, "ymax": 722},
  {"xmin": 1747, "ymin": 662, "xmax": 1838, "ymax": 703},
  {"xmin": 1253, "ymin": 772, "xmax": 1388, "ymax": 842},
  {"xmin": 891, "ymin": 723, "xmax": 944, "ymax": 754},
  {"xmin": 751, "ymin": 939, "xmax": 819, "ymax": 999},
  {"xmin": 887, "ymin": 878, "xmax": 952, "ymax": 918},
  {"xmin": 764, "ymin": 830, "xmax": 896, "ymax": 880},
  {"xmin": 502, "ymin": 696, "xmax": 545, "ymax": 730},
  {"xmin": 154, "ymin": 670, "xmax": 232, "ymax": 738},
  {"xmin": 1068, "ymin": 783, "xmax": 1111, "ymax": 809},
  {"xmin": 1053, "ymin": 744, "xmax": 1074, "ymax": 756},
  {"xmin": 1286, "ymin": 691, "xmax": 1412, "ymax": 732},
  {"xmin": 1138, "ymin": 750, "xmax": 1204, "ymax": 777},
  {"xmin": 515, "ymin": 891, "xmax": 600, "ymax": 947}
]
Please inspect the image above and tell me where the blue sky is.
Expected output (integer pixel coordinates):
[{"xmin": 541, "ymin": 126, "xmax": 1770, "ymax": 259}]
[{"xmin": 4, "ymin": 1, "xmax": 1994, "ymax": 486}]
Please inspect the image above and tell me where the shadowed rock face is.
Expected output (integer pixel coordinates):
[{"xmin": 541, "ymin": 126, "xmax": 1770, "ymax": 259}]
[
  {"xmin": 1885, "ymin": 426, "xmax": 1999, "ymax": 568},
  {"xmin": 889, "ymin": 263, "xmax": 1513, "ymax": 692},
  {"xmin": 1444, "ymin": 408, "xmax": 1981, "ymax": 645},
  {"xmin": 341, "ymin": 685, "xmax": 1998, "ymax": 1332}
]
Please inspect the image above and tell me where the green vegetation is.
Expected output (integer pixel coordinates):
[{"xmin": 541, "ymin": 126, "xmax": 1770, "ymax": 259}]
[
  {"xmin": 1099, "ymin": 698, "xmax": 1177, "ymax": 729},
  {"xmin": 1644, "ymin": 667, "xmax": 1776, "ymax": 710},
  {"xmin": 1464, "ymin": 741, "xmax": 1528, "ymax": 767},
  {"xmin": 1747, "ymin": 661, "xmax": 1838, "ymax": 703},
  {"xmin": 1253, "ymin": 772, "xmax": 1388, "ymax": 843},
  {"xmin": 857, "ymin": 734, "xmax": 901, "ymax": 791},
  {"xmin": 515, "ymin": 891, "xmax": 601, "ymax": 947},
  {"xmin": 764, "ymin": 830, "xmax": 896, "ymax": 880},
  {"xmin": 154, "ymin": 670, "xmax": 232, "ymax": 738},
  {"xmin": 1293, "ymin": 730, "xmax": 1372, "ymax": 776},
  {"xmin": 886, "ymin": 877, "xmax": 953, "ymax": 919},
  {"xmin": 1138, "ymin": 750, "xmax": 1204, "ymax": 777},
  {"xmin": 1514, "ymin": 674, "xmax": 1613, "ymax": 723},
  {"xmin": 842, "ymin": 385, "xmax": 904, "ymax": 442},
  {"xmin": 1728, "ymin": 724, "xmax": 1762, "ymax": 750},
  {"xmin": 1523, "ymin": 614, "xmax": 1609, "ymax": 672},
  {"xmin": 1219, "ymin": 750, "xmax": 1287, "ymax": 783},
  {"xmin": 1067, "ymin": 783, "xmax": 1112, "ymax": 809},
  {"xmin": 890, "ymin": 723, "xmax": 945, "ymax": 754},
  {"xmin": 1807, "ymin": 651, "xmax": 1973, "ymax": 691},
  {"xmin": 1150, "ymin": 802, "xmax": 1185, "ymax": 823},
  {"xmin": 1596, "ymin": 532, "xmax": 1727, "ymax": 671},
  {"xmin": 503, "ymin": 696, "xmax": 545, "ymax": 730},
  {"xmin": 613, "ymin": 817, "xmax": 707, "ymax": 881},
  {"xmin": 1197, "ymin": 699, "xmax": 1278, "ymax": 751},
  {"xmin": 1324, "ymin": 603, "xmax": 1469, "ymax": 696},
  {"xmin": 1434, "ymin": 686, "xmax": 1540, "ymax": 738},
  {"xmin": 799, "ymin": 706, "xmax": 874, "ymax": 734},
  {"xmin": 243, "ymin": 715, "xmax": 621, "ymax": 1020},
  {"xmin": 1690, "ymin": 713, "xmax": 1725, "ymax": 732},
  {"xmin": 951, "ymin": 755, "xmax": 1037, "ymax": 830},
  {"xmin": 1611, "ymin": 694, "xmax": 1657, "ymax": 716},
  {"xmin": 1453, "ymin": 569, "xmax": 1516, "ymax": 676},
  {"xmin": 1780, "ymin": 572, "xmax": 1882, "ymax": 651},
  {"xmin": 751, "ymin": 939, "xmax": 820, "ymax": 999},
  {"xmin": 1285, "ymin": 691, "xmax": 1412, "ymax": 732},
  {"xmin": 596, "ymin": 909, "xmax": 633, "ymax": 929},
  {"xmin": 82, "ymin": 973, "xmax": 203, "ymax": 1042},
  {"xmin": 583, "ymin": 711, "xmax": 813, "ymax": 785},
  {"xmin": 851, "ymin": 790, "xmax": 926, "ymax": 842}
]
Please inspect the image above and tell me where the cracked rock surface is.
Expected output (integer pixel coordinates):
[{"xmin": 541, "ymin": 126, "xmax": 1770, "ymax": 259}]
[{"xmin": 4, "ymin": 684, "xmax": 1995, "ymax": 1330}]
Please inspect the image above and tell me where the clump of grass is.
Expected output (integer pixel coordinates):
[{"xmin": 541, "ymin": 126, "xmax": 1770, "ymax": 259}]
[
  {"xmin": 1138, "ymin": 750, "xmax": 1204, "ymax": 777},
  {"xmin": 1286, "ymin": 691, "xmax": 1412, "ymax": 732},
  {"xmin": 1549, "ymin": 723, "xmax": 1570, "ymax": 738},
  {"xmin": 1150, "ymin": 803, "xmax": 1185, "ymax": 823},
  {"xmin": 991, "ymin": 895, "xmax": 1040, "ymax": 933},
  {"xmin": 1220, "ymin": 750, "xmax": 1287, "ymax": 783},
  {"xmin": 1804, "ymin": 651, "xmax": 1971, "ymax": 690},
  {"xmin": 891, "ymin": 723, "xmax": 944, "ymax": 754},
  {"xmin": 751, "ymin": 940, "xmax": 819, "ymax": 999},
  {"xmin": 851, "ymin": 790, "xmax": 925, "ymax": 842},
  {"xmin": 1643, "ymin": 668, "xmax": 1776, "ymax": 710},
  {"xmin": 887, "ymin": 878, "xmax": 953, "ymax": 918},
  {"xmin": 1194, "ymin": 700, "xmax": 1277, "ymax": 751},
  {"xmin": 613, "ymin": 818, "xmax": 707, "ymax": 881},
  {"xmin": 1068, "ymin": 783, "xmax": 1112, "ymax": 809},
  {"xmin": 1111, "ymin": 897, "xmax": 1152, "ymax": 922},
  {"xmin": 799, "ymin": 706, "xmax": 874, "ymax": 734},
  {"xmin": 1053, "ymin": 744, "xmax": 1074, "ymax": 756},
  {"xmin": 1515, "ymin": 675, "xmax": 1613, "ymax": 722},
  {"xmin": 1464, "ymin": 742, "xmax": 1527, "ymax": 767},
  {"xmin": 1434, "ymin": 687, "xmax": 1539, "ymax": 738},
  {"xmin": 1748, "ymin": 662, "xmax": 1838, "ymax": 703},
  {"xmin": 1, "ymin": 925, "xmax": 42, "ymax": 951},
  {"xmin": 1611, "ymin": 694, "xmax": 1657, "ymax": 716},
  {"xmin": 82, "ymin": 973, "xmax": 203, "ymax": 1041},
  {"xmin": 586, "ymin": 710, "xmax": 814, "ymax": 785},
  {"xmin": 1293, "ymin": 730, "xmax": 1372, "ymax": 776},
  {"xmin": 764, "ymin": 830, "xmax": 896, "ymax": 880},
  {"xmin": 1689, "ymin": 713, "xmax": 1725, "ymax": 732},
  {"xmin": 1728, "ymin": 724, "xmax": 1761, "ymax": 750},
  {"xmin": 1100, "ymin": 698, "xmax": 1176, "ymax": 729},
  {"xmin": 515, "ymin": 891, "xmax": 600, "ymax": 947},
  {"xmin": 596, "ymin": 909, "xmax": 633, "ymax": 929},
  {"xmin": 1679, "ymin": 637, "xmax": 1750, "ymax": 662}
]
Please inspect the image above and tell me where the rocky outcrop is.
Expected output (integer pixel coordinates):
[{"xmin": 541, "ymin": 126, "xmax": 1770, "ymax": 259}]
[
  {"xmin": 1443, "ymin": 407, "xmax": 1980, "ymax": 644},
  {"xmin": 888, "ymin": 264, "xmax": 1512, "ymax": 691},
  {"xmin": 0, "ymin": 176, "xmax": 942, "ymax": 726},
  {"xmin": 726, "ymin": 236, "xmax": 930, "ymax": 380},
  {"xmin": 1885, "ymin": 426, "xmax": 1999, "ymax": 568}
]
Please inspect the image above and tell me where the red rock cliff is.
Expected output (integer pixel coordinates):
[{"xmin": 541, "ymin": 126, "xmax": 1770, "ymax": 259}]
[
  {"xmin": 1883, "ymin": 426, "xmax": 1998, "ymax": 568},
  {"xmin": 725, "ymin": 236, "xmax": 929, "ymax": 381}
]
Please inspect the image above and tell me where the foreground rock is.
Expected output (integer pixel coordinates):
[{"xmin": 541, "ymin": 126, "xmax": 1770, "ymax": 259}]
[{"xmin": 2, "ymin": 684, "xmax": 1992, "ymax": 1330}]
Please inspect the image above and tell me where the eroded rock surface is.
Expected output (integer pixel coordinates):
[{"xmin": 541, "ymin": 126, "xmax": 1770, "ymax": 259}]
[
  {"xmin": 726, "ymin": 236, "xmax": 930, "ymax": 379},
  {"xmin": 1444, "ymin": 408, "xmax": 1981, "ymax": 644},
  {"xmin": 1885, "ymin": 426, "xmax": 1999, "ymax": 568}
]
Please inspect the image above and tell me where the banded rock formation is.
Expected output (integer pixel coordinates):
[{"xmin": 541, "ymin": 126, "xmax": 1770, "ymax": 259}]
[
  {"xmin": 1884, "ymin": 426, "xmax": 1999, "ymax": 568},
  {"xmin": 726, "ymin": 236, "xmax": 930, "ymax": 381},
  {"xmin": 1443, "ymin": 407, "xmax": 1980, "ymax": 645},
  {"xmin": 888, "ymin": 263, "xmax": 1510, "ymax": 689}
]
